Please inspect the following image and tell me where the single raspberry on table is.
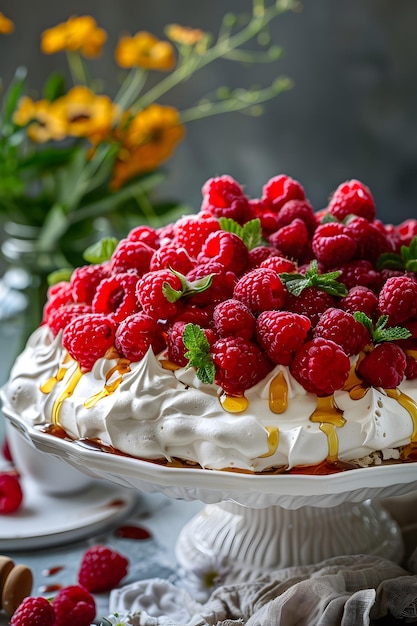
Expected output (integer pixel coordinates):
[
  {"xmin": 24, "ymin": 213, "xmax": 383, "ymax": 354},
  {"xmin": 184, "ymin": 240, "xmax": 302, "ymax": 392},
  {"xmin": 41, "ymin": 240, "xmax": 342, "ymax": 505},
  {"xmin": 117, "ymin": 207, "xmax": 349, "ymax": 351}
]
[
  {"xmin": 326, "ymin": 179, "xmax": 376, "ymax": 222},
  {"xmin": 52, "ymin": 585, "xmax": 96, "ymax": 626},
  {"xmin": 312, "ymin": 222, "xmax": 357, "ymax": 267},
  {"xmin": 286, "ymin": 287, "xmax": 335, "ymax": 328},
  {"xmin": 173, "ymin": 214, "xmax": 220, "ymax": 258},
  {"xmin": 378, "ymin": 275, "xmax": 417, "ymax": 325},
  {"xmin": 314, "ymin": 307, "xmax": 370, "ymax": 356},
  {"xmin": 340, "ymin": 286, "xmax": 379, "ymax": 318},
  {"xmin": 115, "ymin": 312, "xmax": 165, "ymax": 362},
  {"xmin": 268, "ymin": 217, "xmax": 310, "ymax": 261},
  {"xmin": 201, "ymin": 174, "xmax": 252, "ymax": 224},
  {"xmin": 233, "ymin": 267, "xmax": 287, "ymax": 313},
  {"xmin": 197, "ymin": 230, "xmax": 249, "ymax": 275},
  {"xmin": 150, "ymin": 244, "xmax": 195, "ymax": 274},
  {"xmin": 357, "ymin": 343, "xmax": 407, "ymax": 388},
  {"xmin": 47, "ymin": 303, "xmax": 93, "ymax": 336},
  {"xmin": 0, "ymin": 472, "xmax": 23, "ymax": 514},
  {"xmin": 70, "ymin": 263, "xmax": 110, "ymax": 304},
  {"xmin": 62, "ymin": 313, "xmax": 116, "ymax": 371},
  {"xmin": 92, "ymin": 273, "xmax": 140, "ymax": 323},
  {"xmin": 212, "ymin": 336, "xmax": 273, "ymax": 395},
  {"xmin": 109, "ymin": 238, "xmax": 154, "ymax": 275},
  {"xmin": 256, "ymin": 311, "xmax": 311, "ymax": 365},
  {"xmin": 261, "ymin": 174, "xmax": 306, "ymax": 212},
  {"xmin": 10, "ymin": 596, "xmax": 55, "ymax": 626},
  {"xmin": 212, "ymin": 299, "xmax": 256, "ymax": 340},
  {"xmin": 290, "ymin": 337, "xmax": 351, "ymax": 396},
  {"xmin": 78, "ymin": 544, "xmax": 129, "ymax": 593}
]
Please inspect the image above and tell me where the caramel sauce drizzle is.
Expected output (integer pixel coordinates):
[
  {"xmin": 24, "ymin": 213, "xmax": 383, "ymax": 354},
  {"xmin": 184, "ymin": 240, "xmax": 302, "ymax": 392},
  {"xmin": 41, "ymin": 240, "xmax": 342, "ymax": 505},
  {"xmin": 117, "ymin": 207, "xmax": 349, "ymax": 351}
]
[
  {"xmin": 219, "ymin": 392, "xmax": 248, "ymax": 413},
  {"xmin": 309, "ymin": 395, "xmax": 346, "ymax": 463},
  {"xmin": 160, "ymin": 359, "xmax": 181, "ymax": 371},
  {"xmin": 269, "ymin": 371, "xmax": 288, "ymax": 414},
  {"xmin": 84, "ymin": 359, "xmax": 131, "ymax": 409}
]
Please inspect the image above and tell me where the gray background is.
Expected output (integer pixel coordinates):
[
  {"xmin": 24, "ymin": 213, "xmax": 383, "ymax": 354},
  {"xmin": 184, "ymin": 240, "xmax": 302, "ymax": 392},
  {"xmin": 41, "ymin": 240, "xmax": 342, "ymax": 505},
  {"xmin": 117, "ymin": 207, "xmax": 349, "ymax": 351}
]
[{"xmin": 2, "ymin": 0, "xmax": 417, "ymax": 223}]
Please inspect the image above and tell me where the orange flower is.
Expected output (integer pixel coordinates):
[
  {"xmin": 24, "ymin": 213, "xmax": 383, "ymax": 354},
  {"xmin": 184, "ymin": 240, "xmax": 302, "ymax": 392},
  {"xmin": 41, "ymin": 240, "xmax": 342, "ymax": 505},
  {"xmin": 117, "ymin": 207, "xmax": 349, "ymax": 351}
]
[
  {"xmin": 53, "ymin": 86, "xmax": 120, "ymax": 143},
  {"xmin": 166, "ymin": 24, "xmax": 205, "ymax": 46},
  {"xmin": 13, "ymin": 97, "xmax": 68, "ymax": 143},
  {"xmin": 0, "ymin": 12, "xmax": 14, "ymax": 34},
  {"xmin": 112, "ymin": 104, "xmax": 185, "ymax": 188},
  {"xmin": 41, "ymin": 15, "xmax": 107, "ymax": 58},
  {"xmin": 115, "ymin": 31, "xmax": 175, "ymax": 71}
]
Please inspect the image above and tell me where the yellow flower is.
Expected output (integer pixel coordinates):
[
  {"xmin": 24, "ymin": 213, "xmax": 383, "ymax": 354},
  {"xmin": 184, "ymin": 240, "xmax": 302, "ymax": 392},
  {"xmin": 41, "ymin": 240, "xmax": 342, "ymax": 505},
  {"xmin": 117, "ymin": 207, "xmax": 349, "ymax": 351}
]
[
  {"xmin": 54, "ymin": 86, "xmax": 120, "ymax": 143},
  {"xmin": 115, "ymin": 31, "xmax": 175, "ymax": 71},
  {"xmin": 13, "ymin": 97, "xmax": 68, "ymax": 143},
  {"xmin": 112, "ymin": 104, "xmax": 185, "ymax": 188},
  {"xmin": 0, "ymin": 11, "xmax": 14, "ymax": 34},
  {"xmin": 166, "ymin": 24, "xmax": 205, "ymax": 46},
  {"xmin": 41, "ymin": 15, "xmax": 107, "ymax": 57}
]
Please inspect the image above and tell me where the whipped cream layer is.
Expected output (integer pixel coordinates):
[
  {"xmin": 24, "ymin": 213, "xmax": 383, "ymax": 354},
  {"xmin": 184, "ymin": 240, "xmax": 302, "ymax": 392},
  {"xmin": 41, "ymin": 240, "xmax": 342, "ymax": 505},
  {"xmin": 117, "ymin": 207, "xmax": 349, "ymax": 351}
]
[{"xmin": 2, "ymin": 326, "xmax": 417, "ymax": 472}]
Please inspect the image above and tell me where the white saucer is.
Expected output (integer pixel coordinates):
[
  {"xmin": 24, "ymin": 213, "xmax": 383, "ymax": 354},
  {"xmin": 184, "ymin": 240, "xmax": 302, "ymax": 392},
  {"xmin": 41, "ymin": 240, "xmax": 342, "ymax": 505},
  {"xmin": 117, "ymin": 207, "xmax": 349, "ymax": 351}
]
[{"xmin": 0, "ymin": 475, "xmax": 138, "ymax": 551}]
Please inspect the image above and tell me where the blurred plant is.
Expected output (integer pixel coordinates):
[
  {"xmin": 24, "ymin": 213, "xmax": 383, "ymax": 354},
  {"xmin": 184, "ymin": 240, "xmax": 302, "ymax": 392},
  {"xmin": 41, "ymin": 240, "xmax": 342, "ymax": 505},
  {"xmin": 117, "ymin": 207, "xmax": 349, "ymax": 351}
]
[{"xmin": 0, "ymin": 1, "xmax": 297, "ymax": 269}]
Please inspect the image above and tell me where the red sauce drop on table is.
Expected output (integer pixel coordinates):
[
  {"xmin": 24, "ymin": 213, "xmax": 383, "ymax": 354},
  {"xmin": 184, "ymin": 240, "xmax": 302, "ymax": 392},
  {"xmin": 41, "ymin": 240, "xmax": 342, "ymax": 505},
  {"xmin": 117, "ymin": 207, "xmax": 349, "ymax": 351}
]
[{"xmin": 114, "ymin": 524, "xmax": 152, "ymax": 540}]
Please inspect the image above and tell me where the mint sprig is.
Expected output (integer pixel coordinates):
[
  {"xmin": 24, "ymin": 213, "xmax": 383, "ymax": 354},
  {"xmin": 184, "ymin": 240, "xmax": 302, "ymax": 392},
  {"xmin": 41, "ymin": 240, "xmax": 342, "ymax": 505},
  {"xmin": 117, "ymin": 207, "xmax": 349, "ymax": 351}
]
[
  {"xmin": 353, "ymin": 312, "xmax": 412, "ymax": 343},
  {"xmin": 162, "ymin": 268, "xmax": 213, "ymax": 303},
  {"xmin": 219, "ymin": 217, "xmax": 262, "ymax": 250},
  {"xmin": 376, "ymin": 236, "xmax": 417, "ymax": 272},
  {"xmin": 183, "ymin": 323, "xmax": 216, "ymax": 384},
  {"xmin": 83, "ymin": 237, "xmax": 119, "ymax": 264},
  {"xmin": 279, "ymin": 260, "xmax": 348, "ymax": 297}
]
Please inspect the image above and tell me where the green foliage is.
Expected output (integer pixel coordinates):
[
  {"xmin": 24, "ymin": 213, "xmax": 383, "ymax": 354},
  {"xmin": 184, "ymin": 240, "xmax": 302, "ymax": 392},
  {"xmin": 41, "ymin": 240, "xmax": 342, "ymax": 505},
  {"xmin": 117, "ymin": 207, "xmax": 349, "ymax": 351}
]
[
  {"xmin": 183, "ymin": 323, "xmax": 216, "ymax": 384},
  {"xmin": 279, "ymin": 260, "xmax": 348, "ymax": 297},
  {"xmin": 353, "ymin": 312, "xmax": 412, "ymax": 344}
]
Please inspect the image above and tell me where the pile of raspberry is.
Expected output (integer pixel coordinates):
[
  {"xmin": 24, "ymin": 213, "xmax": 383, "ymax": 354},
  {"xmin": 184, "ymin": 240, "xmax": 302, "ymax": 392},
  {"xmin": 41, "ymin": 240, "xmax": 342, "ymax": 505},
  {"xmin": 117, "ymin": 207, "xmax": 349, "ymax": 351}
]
[{"xmin": 43, "ymin": 174, "xmax": 417, "ymax": 397}]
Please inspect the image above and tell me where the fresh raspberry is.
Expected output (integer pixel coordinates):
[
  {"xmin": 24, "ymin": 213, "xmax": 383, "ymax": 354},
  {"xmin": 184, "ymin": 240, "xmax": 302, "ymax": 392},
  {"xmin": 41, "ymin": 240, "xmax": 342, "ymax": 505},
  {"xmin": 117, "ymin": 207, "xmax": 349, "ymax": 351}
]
[
  {"xmin": 345, "ymin": 217, "xmax": 393, "ymax": 264},
  {"xmin": 167, "ymin": 320, "xmax": 216, "ymax": 367},
  {"xmin": 150, "ymin": 244, "xmax": 195, "ymax": 274},
  {"xmin": 212, "ymin": 299, "xmax": 256, "ymax": 340},
  {"xmin": 42, "ymin": 282, "xmax": 73, "ymax": 324},
  {"xmin": 92, "ymin": 273, "xmax": 139, "ymax": 322},
  {"xmin": 78, "ymin": 544, "xmax": 128, "ymax": 593},
  {"xmin": 268, "ymin": 218, "xmax": 309, "ymax": 261},
  {"xmin": 10, "ymin": 596, "xmax": 55, "ymax": 626},
  {"xmin": 211, "ymin": 336, "xmax": 273, "ymax": 395},
  {"xmin": 247, "ymin": 245, "xmax": 275, "ymax": 270},
  {"xmin": 405, "ymin": 353, "xmax": 417, "ymax": 379},
  {"xmin": 110, "ymin": 239, "xmax": 154, "ymax": 275},
  {"xmin": 201, "ymin": 175, "xmax": 251, "ymax": 224},
  {"xmin": 396, "ymin": 218, "xmax": 417, "ymax": 246},
  {"xmin": 198, "ymin": 230, "xmax": 249, "ymax": 274},
  {"xmin": 136, "ymin": 269, "xmax": 183, "ymax": 320},
  {"xmin": 233, "ymin": 268, "xmax": 286, "ymax": 313},
  {"xmin": 249, "ymin": 198, "xmax": 279, "ymax": 235},
  {"xmin": 156, "ymin": 222, "xmax": 176, "ymax": 245},
  {"xmin": 260, "ymin": 255, "xmax": 298, "ymax": 273},
  {"xmin": 47, "ymin": 303, "xmax": 93, "ymax": 336},
  {"xmin": 0, "ymin": 472, "xmax": 23, "ymax": 514},
  {"xmin": 327, "ymin": 179, "xmax": 376, "ymax": 222},
  {"xmin": 290, "ymin": 337, "xmax": 351, "ymax": 396},
  {"xmin": 70, "ymin": 263, "xmax": 110, "ymax": 305},
  {"xmin": 286, "ymin": 287, "xmax": 335, "ymax": 328},
  {"xmin": 256, "ymin": 311, "xmax": 311, "ymax": 365},
  {"xmin": 173, "ymin": 214, "xmax": 219, "ymax": 258},
  {"xmin": 378, "ymin": 275, "xmax": 417, "ymax": 325},
  {"xmin": 52, "ymin": 585, "xmax": 96, "ymax": 626},
  {"xmin": 115, "ymin": 312, "xmax": 165, "ymax": 361},
  {"xmin": 175, "ymin": 304, "xmax": 214, "ymax": 327},
  {"xmin": 357, "ymin": 343, "xmax": 407, "ymax": 388},
  {"xmin": 187, "ymin": 262, "xmax": 237, "ymax": 306},
  {"xmin": 275, "ymin": 199, "xmax": 317, "ymax": 236},
  {"xmin": 2, "ymin": 438, "xmax": 12, "ymax": 463},
  {"xmin": 311, "ymin": 222, "xmax": 357, "ymax": 267},
  {"xmin": 314, "ymin": 307, "xmax": 370, "ymax": 356},
  {"xmin": 340, "ymin": 286, "xmax": 379, "ymax": 318},
  {"xmin": 335, "ymin": 260, "xmax": 380, "ymax": 291},
  {"xmin": 262, "ymin": 174, "xmax": 305, "ymax": 212},
  {"xmin": 62, "ymin": 314, "xmax": 116, "ymax": 371},
  {"xmin": 127, "ymin": 224, "xmax": 159, "ymax": 249}
]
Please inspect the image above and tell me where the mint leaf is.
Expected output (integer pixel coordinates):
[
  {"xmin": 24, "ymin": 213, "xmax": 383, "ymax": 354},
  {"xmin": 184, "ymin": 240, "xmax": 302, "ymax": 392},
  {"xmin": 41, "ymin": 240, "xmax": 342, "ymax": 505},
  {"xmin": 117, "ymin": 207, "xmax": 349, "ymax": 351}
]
[
  {"xmin": 83, "ymin": 237, "xmax": 119, "ymax": 264},
  {"xmin": 279, "ymin": 260, "xmax": 348, "ymax": 297},
  {"xmin": 183, "ymin": 323, "xmax": 216, "ymax": 384},
  {"xmin": 353, "ymin": 312, "xmax": 412, "ymax": 343},
  {"xmin": 162, "ymin": 268, "xmax": 214, "ymax": 303},
  {"xmin": 376, "ymin": 235, "xmax": 417, "ymax": 271},
  {"xmin": 219, "ymin": 216, "xmax": 243, "ymax": 238},
  {"xmin": 47, "ymin": 268, "xmax": 73, "ymax": 286},
  {"xmin": 219, "ymin": 217, "xmax": 262, "ymax": 250},
  {"xmin": 376, "ymin": 252, "xmax": 404, "ymax": 271}
]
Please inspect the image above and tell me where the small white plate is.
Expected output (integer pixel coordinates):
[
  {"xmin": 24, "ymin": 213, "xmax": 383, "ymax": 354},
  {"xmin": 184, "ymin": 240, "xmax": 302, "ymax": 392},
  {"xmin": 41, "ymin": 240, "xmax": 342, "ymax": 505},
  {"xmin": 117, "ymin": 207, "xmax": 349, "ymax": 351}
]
[{"xmin": 0, "ymin": 475, "xmax": 138, "ymax": 551}]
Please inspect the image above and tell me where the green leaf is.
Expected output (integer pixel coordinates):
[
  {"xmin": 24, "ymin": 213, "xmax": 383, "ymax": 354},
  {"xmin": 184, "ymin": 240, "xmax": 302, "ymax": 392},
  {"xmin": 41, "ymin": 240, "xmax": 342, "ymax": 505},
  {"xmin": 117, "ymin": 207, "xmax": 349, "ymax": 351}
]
[
  {"xmin": 219, "ymin": 216, "xmax": 262, "ymax": 250},
  {"xmin": 219, "ymin": 216, "xmax": 244, "ymax": 238},
  {"xmin": 83, "ymin": 237, "xmax": 119, "ymax": 263},
  {"xmin": 354, "ymin": 312, "xmax": 412, "ymax": 344},
  {"xmin": 279, "ymin": 260, "xmax": 347, "ymax": 297},
  {"xmin": 47, "ymin": 268, "xmax": 73, "ymax": 286},
  {"xmin": 162, "ymin": 268, "xmax": 214, "ymax": 303},
  {"xmin": 2, "ymin": 66, "xmax": 27, "ymax": 127},
  {"xmin": 376, "ymin": 252, "xmax": 404, "ymax": 271},
  {"xmin": 183, "ymin": 323, "xmax": 216, "ymax": 384},
  {"xmin": 43, "ymin": 72, "xmax": 66, "ymax": 101}
]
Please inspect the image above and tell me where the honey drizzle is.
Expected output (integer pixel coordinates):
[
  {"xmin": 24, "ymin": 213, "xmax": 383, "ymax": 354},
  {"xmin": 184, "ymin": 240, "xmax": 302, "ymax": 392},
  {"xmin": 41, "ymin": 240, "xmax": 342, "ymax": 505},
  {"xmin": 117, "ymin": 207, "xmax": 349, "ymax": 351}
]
[
  {"xmin": 384, "ymin": 387, "xmax": 417, "ymax": 442},
  {"xmin": 309, "ymin": 395, "xmax": 346, "ymax": 463},
  {"xmin": 84, "ymin": 359, "xmax": 131, "ymax": 409},
  {"xmin": 51, "ymin": 366, "xmax": 83, "ymax": 425},
  {"xmin": 343, "ymin": 363, "xmax": 369, "ymax": 400},
  {"xmin": 259, "ymin": 426, "xmax": 279, "ymax": 458},
  {"xmin": 269, "ymin": 371, "xmax": 288, "ymax": 414},
  {"xmin": 40, "ymin": 354, "xmax": 73, "ymax": 394},
  {"xmin": 219, "ymin": 392, "xmax": 248, "ymax": 413}
]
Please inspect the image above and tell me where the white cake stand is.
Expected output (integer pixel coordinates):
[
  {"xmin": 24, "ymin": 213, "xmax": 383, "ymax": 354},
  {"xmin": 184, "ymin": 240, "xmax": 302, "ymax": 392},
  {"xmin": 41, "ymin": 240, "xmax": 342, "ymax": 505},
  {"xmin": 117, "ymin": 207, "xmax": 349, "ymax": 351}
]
[{"xmin": 4, "ymin": 406, "xmax": 417, "ymax": 572}]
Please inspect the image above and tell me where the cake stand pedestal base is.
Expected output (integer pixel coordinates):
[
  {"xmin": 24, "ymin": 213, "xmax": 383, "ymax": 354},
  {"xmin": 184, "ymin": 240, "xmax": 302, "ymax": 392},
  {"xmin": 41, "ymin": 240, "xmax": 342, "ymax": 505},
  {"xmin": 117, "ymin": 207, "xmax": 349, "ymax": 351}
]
[{"xmin": 175, "ymin": 499, "xmax": 403, "ymax": 573}]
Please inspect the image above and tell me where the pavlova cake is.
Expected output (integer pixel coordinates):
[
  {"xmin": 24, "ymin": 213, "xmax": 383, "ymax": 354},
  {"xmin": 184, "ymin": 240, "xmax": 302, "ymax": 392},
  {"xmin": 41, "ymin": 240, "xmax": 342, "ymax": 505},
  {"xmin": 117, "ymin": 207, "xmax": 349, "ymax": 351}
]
[{"xmin": 2, "ymin": 174, "xmax": 417, "ymax": 474}]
